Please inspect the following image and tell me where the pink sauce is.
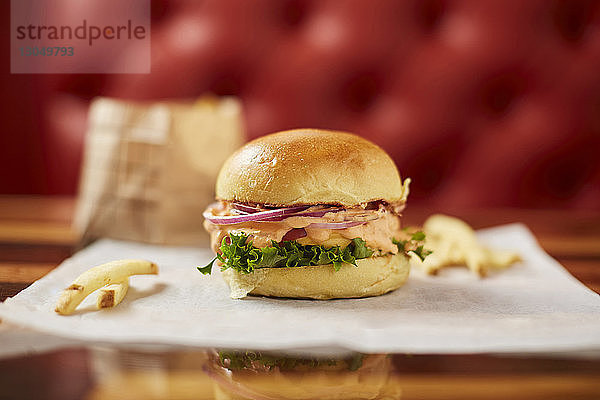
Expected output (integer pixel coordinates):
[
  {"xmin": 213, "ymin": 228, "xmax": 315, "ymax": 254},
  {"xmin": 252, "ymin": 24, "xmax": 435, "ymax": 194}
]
[{"xmin": 204, "ymin": 204, "xmax": 403, "ymax": 254}]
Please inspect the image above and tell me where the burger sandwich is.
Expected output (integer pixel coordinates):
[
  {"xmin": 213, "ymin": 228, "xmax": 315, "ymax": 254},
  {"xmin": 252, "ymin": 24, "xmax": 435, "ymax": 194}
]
[
  {"xmin": 199, "ymin": 129, "xmax": 427, "ymax": 299},
  {"xmin": 204, "ymin": 350, "xmax": 402, "ymax": 400}
]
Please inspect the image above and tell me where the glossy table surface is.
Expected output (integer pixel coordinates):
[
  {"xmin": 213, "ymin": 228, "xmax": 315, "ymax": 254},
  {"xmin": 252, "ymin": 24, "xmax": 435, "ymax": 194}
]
[{"xmin": 0, "ymin": 196, "xmax": 599, "ymax": 400}]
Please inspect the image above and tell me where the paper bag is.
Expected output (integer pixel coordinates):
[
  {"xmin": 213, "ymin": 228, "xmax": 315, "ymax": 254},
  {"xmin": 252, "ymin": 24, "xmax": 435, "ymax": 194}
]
[{"xmin": 73, "ymin": 96, "xmax": 244, "ymax": 246}]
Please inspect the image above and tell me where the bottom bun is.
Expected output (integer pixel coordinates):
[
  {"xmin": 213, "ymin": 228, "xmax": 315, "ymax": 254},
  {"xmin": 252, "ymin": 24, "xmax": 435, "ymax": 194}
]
[{"xmin": 221, "ymin": 254, "xmax": 410, "ymax": 299}]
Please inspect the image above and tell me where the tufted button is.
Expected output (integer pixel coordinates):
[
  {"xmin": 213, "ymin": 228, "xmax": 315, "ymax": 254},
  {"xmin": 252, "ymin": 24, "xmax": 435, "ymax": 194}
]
[
  {"xmin": 339, "ymin": 71, "xmax": 383, "ymax": 113},
  {"xmin": 479, "ymin": 71, "xmax": 525, "ymax": 117},
  {"xmin": 272, "ymin": 0, "xmax": 312, "ymax": 29},
  {"xmin": 552, "ymin": 0, "xmax": 595, "ymax": 43},
  {"xmin": 415, "ymin": 0, "xmax": 446, "ymax": 34},
  {"xmin": 207, "ymin": 69, "xmax": 247, "ymax": 97},
  {"xmin": 518, "ymin": 142, "xmax": 599, "ymax": 207}
]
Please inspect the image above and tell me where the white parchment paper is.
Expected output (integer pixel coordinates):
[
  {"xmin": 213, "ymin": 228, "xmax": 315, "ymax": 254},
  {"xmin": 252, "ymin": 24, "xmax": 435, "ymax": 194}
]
[{"xmin": 1, "ymin": 224, "xmax": 599, "ymax": 354}]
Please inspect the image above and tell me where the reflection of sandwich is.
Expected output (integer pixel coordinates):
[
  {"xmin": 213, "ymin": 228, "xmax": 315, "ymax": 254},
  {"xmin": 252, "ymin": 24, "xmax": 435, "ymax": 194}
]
[
  {"xmin": 200, "ymin": 129, "xmax": 427, "ymax": 299},
  {"xmin": 204, "ymin": 350, "xmax": 402, "ymax": 400}
]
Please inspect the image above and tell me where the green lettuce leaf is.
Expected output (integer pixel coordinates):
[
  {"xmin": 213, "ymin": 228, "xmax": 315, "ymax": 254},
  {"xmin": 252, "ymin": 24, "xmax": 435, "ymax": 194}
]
[
  {"xmin": 392, "ymin": 230, "xmax": 432, "ymax": 261},
  {"xmin": 411, "ymin": 245, "xmax": 432, "ymax": 261},
  {"xmin": 199, "ymin": 233, "xmax": 375, "ymax": 275},
  {"xmin": 350, "ymin": 237, "xmax": 374, "ymax": 259},
  {"xmin": 199, "ymin": 230, "xmax": 431, "ymax": 274},
  {"xmin": 197, "ymin": 258, "xmax": 216, "ymax": 275}
]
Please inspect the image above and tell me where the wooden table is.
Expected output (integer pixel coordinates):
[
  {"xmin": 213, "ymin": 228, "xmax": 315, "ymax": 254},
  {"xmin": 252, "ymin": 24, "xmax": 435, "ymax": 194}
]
[{"xmin": 1, "ymin": 196, "xmax": 599, "ymax": 399}]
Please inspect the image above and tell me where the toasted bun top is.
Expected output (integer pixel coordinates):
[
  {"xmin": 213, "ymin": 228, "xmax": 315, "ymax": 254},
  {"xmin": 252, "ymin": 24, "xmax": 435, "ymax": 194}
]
[{"xmin": 216, "ymin": 129, "xmax": 404, "ymax": 206}]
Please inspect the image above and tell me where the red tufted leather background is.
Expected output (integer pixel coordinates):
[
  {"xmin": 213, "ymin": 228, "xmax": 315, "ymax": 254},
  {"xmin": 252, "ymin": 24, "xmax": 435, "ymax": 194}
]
[{"xmin": 2, "ymin": 0, "xmax": 600, "ymax": 209}]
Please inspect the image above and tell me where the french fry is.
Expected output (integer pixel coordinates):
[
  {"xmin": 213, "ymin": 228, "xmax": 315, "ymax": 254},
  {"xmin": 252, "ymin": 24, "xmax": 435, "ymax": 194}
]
[
  {"xmin": 55, "ymin": 259, "xmax": 158, "ymax": 315},
  {"xmin": 414, "ymin": 214, "xmax": 521, "ymax": 276},
  {"xmin": 97, "ymin": 278, "xmax": 130, "ymax": 309}
]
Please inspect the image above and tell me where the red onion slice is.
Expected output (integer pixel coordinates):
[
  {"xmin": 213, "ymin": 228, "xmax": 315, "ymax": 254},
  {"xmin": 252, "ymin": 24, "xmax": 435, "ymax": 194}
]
[
  {"xmin": 258, "ymin": 207, "xmax": 345, "ymax": 221},
  {"xmin": 232, "ymin": 202, "xmax": 341, "ymax": 215},
  {"xmin": 291, "ymin": 208, "xmax": 344, "ymax": 217},
  {"xmin": 281, "ymin": 228, "xmax": 307, "ymax": 241},
  {"xmin": 307, "ymin": 221, "xmax": 365, "ymax": 230},
  {"xmin": 231, "ymin": 202, "xmax": 263, "ymax": 213},
  {"xmin": 231, "ymin": 202, "xmax": 318, "ymax": 214},
  {"xmin": 204, "ymin": 205, "xmax": 309, "ymax": 225},
  {"xmin": 205, "ymin": 202, "xmax": 380, "ymax": 226}
]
